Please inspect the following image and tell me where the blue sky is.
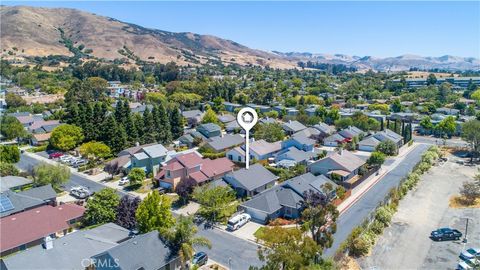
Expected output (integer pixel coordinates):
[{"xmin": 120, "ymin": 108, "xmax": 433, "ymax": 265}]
[{"xmin": 4, "ymin": 1, "xmax": 480, "ymax": 58}]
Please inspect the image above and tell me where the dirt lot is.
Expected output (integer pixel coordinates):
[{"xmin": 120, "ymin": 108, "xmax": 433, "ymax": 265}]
[{"xmin": 358, "ymin": 156, "xmax": 480, "ymax": 270}]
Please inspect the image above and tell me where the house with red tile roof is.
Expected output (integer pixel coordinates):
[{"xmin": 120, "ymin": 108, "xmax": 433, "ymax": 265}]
[
  {"xmin": 0, "ymin": 204, "xmax": 85, "ymax": 256},
  {"xmin": 155, "ymin": 151, "xmax": 234, "ymax": 190}
]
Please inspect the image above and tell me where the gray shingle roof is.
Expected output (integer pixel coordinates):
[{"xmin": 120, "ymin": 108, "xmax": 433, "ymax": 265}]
[
  {"xmin": 225, "ymin": 164, "xmax": 279, "ymax": 191},
  {"xmin": 323, "ymin": 133, "xmax": 346, "ymax": 143},
  {"xmin": 207, "ymin": 134, "xmax": 244, "ymax": 152},
  {"xmin": 313, "ymin": 123, "xmax": 335, "ymax": 135},
  {"xmin": 282, "ymin": 120, "xmax": 307, "ymax": 133},
  {"xmin": 91, "ymin": 231, "xmax": 177, "ymax": 270},
  {"xmin": 359, "ymin": 135, "xmax": 381, "ymax": 147},
  {"xmin": 338, "ymin": 126, "xmax": 364, "ymax": 138},
  {"xmin": 182, "ymin": 109, "xmax": 204, "ymax": 119},
  {"xmin": 142, "ymin": 144, "xmax": 168, "ymax": 158},
  {"xmin": 276, "ymin": 147, "xmax": 317, "ymax": 163},
  {"xmin": 1, "ymin": 176, "xmax": 33, "ymax": 192},
  {"xmin": 1, "ymin": 223, "xmax": 130, "ymax": 270},
  {"xmin": 0, "ymin": 184, "xmax": 56, "ymax": 217}
]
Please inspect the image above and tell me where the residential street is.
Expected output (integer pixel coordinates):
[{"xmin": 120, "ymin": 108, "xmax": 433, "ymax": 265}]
[
  {"xmin": 15, "ymin": 153, "xmax": 264, "ymax": 269},
  {"xmin": 322, "ymin": 144, "xmax": 430, "ymax": 258},
  {"xmin": 16, "ymin": 153, "xmax": 129, "ymax": 197}
]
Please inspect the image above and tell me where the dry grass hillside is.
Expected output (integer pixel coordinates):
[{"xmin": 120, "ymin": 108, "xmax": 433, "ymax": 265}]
[{"xmin": 0, "ymin": 5, "xmax": 295, "ymax": 68}]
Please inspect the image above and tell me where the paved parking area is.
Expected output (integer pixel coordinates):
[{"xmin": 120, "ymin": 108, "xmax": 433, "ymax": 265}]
[
  {"xmin": 358, "ymin": 156, "xmax": 480, "ymax": 270},
  {"xmin": 217, "ymin": 221, "xmax": 264, "ymax": 243}
]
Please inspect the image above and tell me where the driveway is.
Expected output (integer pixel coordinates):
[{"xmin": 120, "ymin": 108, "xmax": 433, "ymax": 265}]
[
  {"xmin": 358, "ymin": 156, "xmax": 480, "ymax": 270},
  {"xmin": 322, "ymin": 144, "xmax": 430, "ymax": 258},
  {"xmin": 216, "ymin": 221, "xmax": 264, "ymax": 243}
]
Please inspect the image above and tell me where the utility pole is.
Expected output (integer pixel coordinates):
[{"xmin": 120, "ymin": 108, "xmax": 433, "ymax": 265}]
[{"xmin": 463, "ymin": 218, "xmax": 469, "ymax": 243}]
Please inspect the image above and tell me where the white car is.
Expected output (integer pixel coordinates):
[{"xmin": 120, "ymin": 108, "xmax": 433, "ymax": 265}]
[
  {"xmin": 457, "ymin": 258, "xmax": 479, "ymax": 270},
  {"xmin": 460, "ymin": 248, "xmax": 480, "ymax": 260},
  {"xmin": 60, "ymin": 155, "xmax": 73, "ymax": 163},
  {"xmin": 70, "ymin": 186, "xmax": 91, "ymax": 199},
  {"xmin": 227, "ymin": 213, "xmax": 251, "ymax": 231},
  {"xmin": 119, "ymin": 177, "xmax": 129, "ymax": 186}
]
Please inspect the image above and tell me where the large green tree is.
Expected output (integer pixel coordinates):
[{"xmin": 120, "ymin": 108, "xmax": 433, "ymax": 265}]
[
  {"xmin": 79, "ymin": 141, "xmax": 111, "ymax": 161},
  {"xmin": 0, "ymin": 145, "xmax": 20, "ymax": 163},
  {"xmin": 83, "ymin": 188, "xmax": 120, "ymax": 226},
  {"xmin": 0, "ymin": 116, "xmax": 26, "ymax": 140},
  {"xmin": 254, "ymin": 123, "xmax": 285, "ymax": 143},
  {"xmin": 256, "ymin": 226, "xmax": 320, "ymax": 270},
  {"xmin": 461, "ymin": 120, "xmax": 480, "ymax": 161},
  {"xmin": 136, "ymin": 191, "xmax": 175, "ymax": 233},
  {"xmin": 192, "ymin": 185, "xmax": 237, "ymax": 223},
  {"xmin": 50, "ymin": 124, "xmax": 84, "ymax": 151},
  {"xmin": 32, "ymin": 163, "xmax": 70, "ymax": 191},
  {"xmin": 163, "ymin": 215, "xmax": 211, "ymax": 265},
  {"xmin": 376, "ymin": 140, "xmax": 398, "ymax": 156}
]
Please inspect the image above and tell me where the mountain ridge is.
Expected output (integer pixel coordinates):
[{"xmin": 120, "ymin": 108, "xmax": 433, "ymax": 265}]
[{"xmin": 1, "ymin": 5, "xmax": 478, "ymax": 71}]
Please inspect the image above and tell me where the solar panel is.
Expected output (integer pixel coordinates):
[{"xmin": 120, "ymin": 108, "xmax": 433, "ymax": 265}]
[{"xmin": 0, "ymin": 194, "xmax": 14, "ymax": 213}]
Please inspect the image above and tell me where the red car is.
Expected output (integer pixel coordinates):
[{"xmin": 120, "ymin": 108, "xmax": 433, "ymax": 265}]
[{"xmin": 49, "ymin": 152, "xmax": 64, "ymax": 159}]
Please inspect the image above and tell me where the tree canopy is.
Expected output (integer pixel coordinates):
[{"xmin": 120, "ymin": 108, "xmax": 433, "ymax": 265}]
[
  {"xmin": 136, "ymin": 191, "xmax": 175, "ymax": 233},
  {"xmin": 50, "ymin": 124, "xmax": 84, "ymax": 151},
  {"xmin": 83, "ymin": 188, "xmax": 120, "ymax": 226}
]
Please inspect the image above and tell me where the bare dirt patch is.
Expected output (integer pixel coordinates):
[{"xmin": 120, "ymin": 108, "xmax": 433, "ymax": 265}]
[{"xmin": 449, "ymin": 195, "xmax": 480, "ymax": 209}]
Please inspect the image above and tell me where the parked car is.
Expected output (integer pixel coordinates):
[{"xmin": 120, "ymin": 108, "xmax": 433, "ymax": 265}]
[
  {"xmin": 70, "ymin": 186, "xmax": 91, "ymax": 199},
  {"xmin": 60, "ymin": 155, "xmax": 74, "ymax": 163},
  {"xmin": 460, "ymin": 248, "xmax": 480, "ymax": 260},
  {"xmin": 227, "ymin": 213, "xmax": 251, "ymax": 231},
  {"xmin": 192, "ymin": 251, "xmax": 208, "ymax": 266},
  {"xmin": 119, "ymin": 176, "xmax": 129, "ymax": 186},
  {"xmin": 48, "ymin": 152, "xmax": 64, "ymax": 159},
  {"xmin": 457, "ymin": 258, "xmax": 479, "ymax": 270},
  {"xmin": 71, "ymin": 159, "xmax": 88, "ymax": 168},
  {"xmin": 430, "ymin": 227, "xmax": 462, "ymax": 241}
]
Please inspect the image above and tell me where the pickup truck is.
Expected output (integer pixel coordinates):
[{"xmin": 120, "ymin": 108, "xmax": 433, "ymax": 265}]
[{"xmin": 430, "ymin": 227, "xmax": 462, "ymax": 241}]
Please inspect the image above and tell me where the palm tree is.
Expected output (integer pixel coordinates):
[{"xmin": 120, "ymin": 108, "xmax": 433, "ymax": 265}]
[{"xmin": 164, "ymin": 215, "xmax": 211, "ymax": 267}]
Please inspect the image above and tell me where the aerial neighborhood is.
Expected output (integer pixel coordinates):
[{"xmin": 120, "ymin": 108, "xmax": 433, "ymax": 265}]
[{"xmin": 0, "ymin": 3, "xmax": 480, "ymax": 270}]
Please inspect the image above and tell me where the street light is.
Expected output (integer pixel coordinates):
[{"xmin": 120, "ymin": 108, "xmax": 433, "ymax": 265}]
[{"xmin": 463, "ymin": 217, "xmax": 469, "ymax": 243}]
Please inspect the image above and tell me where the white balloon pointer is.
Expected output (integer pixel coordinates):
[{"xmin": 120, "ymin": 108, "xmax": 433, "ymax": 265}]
[{"xmin": 237, "ymin": 107, "xmax": 258, "ymax": 169}]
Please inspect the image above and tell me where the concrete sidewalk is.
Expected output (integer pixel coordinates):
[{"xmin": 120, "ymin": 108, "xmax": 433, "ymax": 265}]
[{"xmin": 337, "ymin": 143, "xmax": 419, "ymax": 214}]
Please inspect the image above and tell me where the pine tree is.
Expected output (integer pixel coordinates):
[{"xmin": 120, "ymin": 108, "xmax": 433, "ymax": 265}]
[
  {"xmin": 157, "ymin": 103, "xmax": 172, "ymax": 143},
  {"xmin": 113, "ymin": 124, "xmax": 128, "ymax": 154},
  {"xmin": 65, "ymin": 103, "xmax": 80, "ymax": 125},
  {"xmin": 142, "ymin": 107, "xmax": 156, "ymax": 144},
  {"xmin": 114, "ymin": 100, "xmax": 125, "ymax": 125},
  {"xmin": 170, "ymin": 105, "xmax": 183, "ymax": 139},
  {"xmin": 83, "ymin": 103, "xmax": 95, "ymax": 141},
  {"xmin": 101, "ymin": 115, "xmax": 126, "ymax": 153},
  {"xmin": 133, "ymin": 113, "xmax": 144, "ymax": 141},
  {"xmin": 124, "ymin": 114, "xmax": 138, "ymax": 146}
]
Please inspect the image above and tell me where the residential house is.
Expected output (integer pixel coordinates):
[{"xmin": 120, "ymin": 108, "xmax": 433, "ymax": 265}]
[
  {"xmin": 182, "ymin": 110, "xmax": 204, "ymax": 127},
  {"xmin": 359, "ymin": 129, "xmax": 404, "ymax": 152},
  {"xmin": 436, "ymin": 107, "xmax": 460, "ymax": 116},
  {"xmin": 323, "ymin": 133, "xmax": 349, "ymax": 147},
  {"xmin": 247, "ymin": 103, "xmax": 271, "ymax": 113},
  {"xmin": 0, "ymin": 223, "xmax": 131, "ymax": 270},
  {"xmin": 226, "ymin": 139, "xmax": 282, "ymax": 163},
  {"xmin": 0, "ymin": 204, "xmax": 85, "ymax": 256},
  {"xmin": 274, "ymin": 147, "xmax": 318, "ymax": 168},
  {"xmin": 205, "ymin": 134, "xmax": 244, "ymax": 153},
  {"xmin": 30, "ymin": 133, "xmax": 51, "ymax": 146},
  {"xmin": 217, "ymin": 114, "xmax": 236, "ymax": 124},
  {"xmin": 225, "ymin": 120, "xmax": 241, "ymax": 133},
  {"xmin": 130, "ymin": 144, "xmax": 169, "ymax": 175},
  {"xmin": 28, "ymin": 120, "xmax": 60, "ymax": 134},
  {"xmin": 156, "ymin": 151, "xmax": 234, "ymax": 190},
  {"xmin": 240, "ymin": 173, "xmax": 337, "ymax": 224},
  {"xmin": 223, "ymin": 164, "xmax": 279, "ymax": 197},
  {"xmin": 338, "ymin": 126, "xmax": 364, "ymax": 140},
  {"xmin": 178, "ymin": 131, "xmax": 208, "ymax": 148},
  {"xmin": 282, "ymin": 120, "xmax": 307, "ymax": 135},
  {"xmin": 308, "ymin": 150, "xmax": 366, "ymax": 181},
  {"xmin": 131, "ymin": 104, "xmax": 153, "ymax": 114},
  {"xmin": 1, "ymin": 176, "xmax": 33, "ymax": 192},
  {"xmin": 90, "ymin": 231, "xmax": 181, "ymax": 270},
  {"xmin": 313, "ymin": 122, "xmax": 336, "ymax": 141},
  {"xmin": 1, "ymin": 184, "xmax": 57, "ymax": 217},
  {"xmin": 223, "ymin": 102, "xmax": 242, "ymax": 112},
  {"xmin": 197, "ymin": 123, "xmax": 222, "ymax": 138},
  {"xmin": 282, "ymin": 133, "xmax": 316, "ymax": 152},
  {"xmin": 259, "ymin": 117, "xmax": 277, "ymax": 125}
]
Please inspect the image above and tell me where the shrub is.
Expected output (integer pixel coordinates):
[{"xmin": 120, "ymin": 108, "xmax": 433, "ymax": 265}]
[
  {"xmin": 375, "ymin": 206, "xmax": 393, "ymax": 226},
  {"xmin": 350, "ymin": 234, "xmax": 372, "ymax": 257},
  {"xmin": 370, "ymin": 220, "xmax": 385, "ymax": 235}
]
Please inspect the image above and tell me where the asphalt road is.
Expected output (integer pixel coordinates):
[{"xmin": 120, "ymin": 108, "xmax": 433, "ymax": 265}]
[
  {"xmin": 196, "ymin": 226, "xmax": 263, "ymax": 270},
  {"xmin": 323, "ymin": 144, "xmax": 430, "ymax": 258},
  {"xmin": 16, "ymin": 153, "xmax": 129, "ymax": 196}
]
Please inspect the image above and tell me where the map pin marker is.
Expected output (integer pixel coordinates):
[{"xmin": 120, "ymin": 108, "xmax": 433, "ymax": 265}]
[{"xmin": 237, "ymin": 107, "xmax": 258, "ymax": 169}]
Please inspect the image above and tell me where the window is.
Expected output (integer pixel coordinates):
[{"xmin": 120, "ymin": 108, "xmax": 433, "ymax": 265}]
[
  {"xmin": 166, "ymin": 170, "xmax": 171, "ymax": 178},
  {"xmin": 238, "ymin": 156, "xmax": 241, "ymax": 162},
  {"xmin": 228, "ymin": 155, "xmax": 233, "ymax": 160}
]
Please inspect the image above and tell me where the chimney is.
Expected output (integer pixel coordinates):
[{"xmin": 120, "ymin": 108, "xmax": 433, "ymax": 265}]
[{"xmin": 43, "ymin": 236, "xmax": 54, "ymax": 250}]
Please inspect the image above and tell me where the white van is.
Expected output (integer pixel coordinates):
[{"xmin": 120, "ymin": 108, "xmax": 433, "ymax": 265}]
[{"xmin": 227, "ymin": 213, "xmax": 251, "ymax": 231}]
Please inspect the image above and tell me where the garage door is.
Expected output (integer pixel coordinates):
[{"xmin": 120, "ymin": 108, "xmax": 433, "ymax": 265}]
[{"xmin": 244, "ymin": 208, "xmax": 268, "ymax": 224}]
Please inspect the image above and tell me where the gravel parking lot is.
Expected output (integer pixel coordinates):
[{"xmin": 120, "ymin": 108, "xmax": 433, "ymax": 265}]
[{"xmin": 359, "ymin": 156, "xmax": 480, "ymax": 270}]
